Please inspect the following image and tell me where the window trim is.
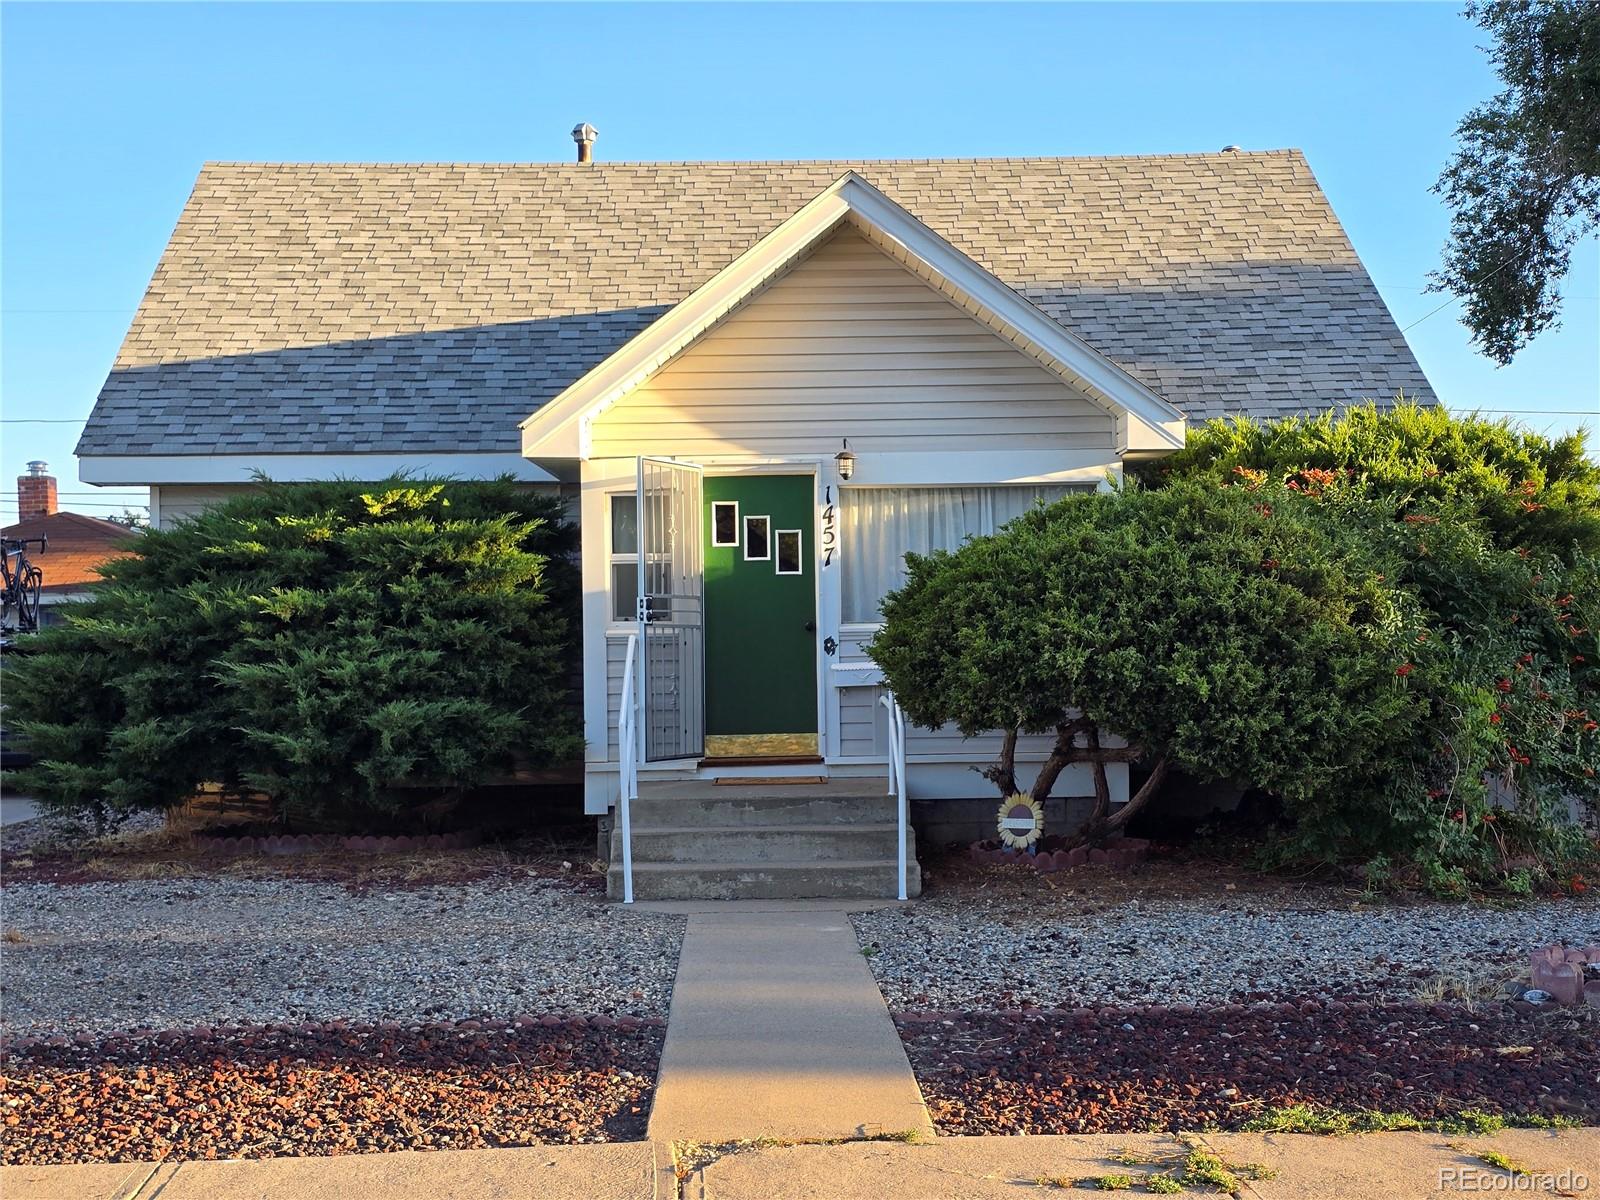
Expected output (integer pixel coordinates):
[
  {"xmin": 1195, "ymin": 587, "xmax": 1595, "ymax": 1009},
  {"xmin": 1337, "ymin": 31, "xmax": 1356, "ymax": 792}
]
[
  {"xmin": 775, "ymin": 528, "xmax": 804, "ymax": 576},
  {"xmin": 711, "ymin": 500, "xmax": 740, "ymax": 547},
  {"xmin": 608, "ymin": 492, "xmax": 638, "ymax": 624},
  {"xmin": 744, "ymin": 514, "xmax": 771, "ymax": 561}
]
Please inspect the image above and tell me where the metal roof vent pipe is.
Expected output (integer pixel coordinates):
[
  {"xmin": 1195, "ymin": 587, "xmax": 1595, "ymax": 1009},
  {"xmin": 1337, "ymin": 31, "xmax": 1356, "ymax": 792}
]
[
  {"xmin": 573, "ymin": 123, "xmax": 598, "ymax": 164},
  {"xmin": 1221, "ymin": 144, "xmax": 1242, "ymax": 153}
]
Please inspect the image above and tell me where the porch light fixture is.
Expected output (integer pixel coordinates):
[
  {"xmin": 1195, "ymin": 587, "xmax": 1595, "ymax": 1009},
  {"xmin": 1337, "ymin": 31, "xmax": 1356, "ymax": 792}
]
[{"xmin": 834, "ymin": 439, "xmax": 856, "ymax": 481}]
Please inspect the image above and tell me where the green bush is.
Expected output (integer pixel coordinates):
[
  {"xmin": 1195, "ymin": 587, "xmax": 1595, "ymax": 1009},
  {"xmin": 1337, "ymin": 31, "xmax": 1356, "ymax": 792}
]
[
  {"xmin": 1135, "ymin": 404, "xmax": 1600, "ymax": 890},
  {"xmin": 1137, "ymin": 401, "xmax": 1600, "ymax": 558},
  {"xmin": 4, "ymin": 479, "xmax": 580, "ymax": 832},
  {"xmin": 869, "ymin": 461, "xmax": 1597, "ymax": 887},
  {"xmin": 868, "ymin": 482, "xmax": 1427, "ymax": 847}
]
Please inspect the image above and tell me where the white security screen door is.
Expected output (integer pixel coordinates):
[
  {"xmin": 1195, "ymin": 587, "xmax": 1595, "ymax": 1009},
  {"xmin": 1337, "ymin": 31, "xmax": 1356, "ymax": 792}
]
[{"xmin": 636, "ymin": 457, "xmax": 705, "ymax": 762}]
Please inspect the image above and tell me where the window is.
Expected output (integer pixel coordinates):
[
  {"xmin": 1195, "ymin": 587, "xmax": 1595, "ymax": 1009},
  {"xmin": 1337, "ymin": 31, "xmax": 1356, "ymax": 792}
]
[
  {"xmin": 775, "ymin": 529, "xmax": 803, "ymax": 575},
  {"xmin": 744, "ymin": 515, "xmax": 770, "ymax": 561},
  {"xmin": 711, "ymin": 501, "xmax": 739, "ymax": 546},
  {"xmin": 840, "ymin": 484, "xmax": 1094, "ymax": 622},
  {"xmin": 609, "ymin": 494, "xmax": 638, "ymax": 622}
]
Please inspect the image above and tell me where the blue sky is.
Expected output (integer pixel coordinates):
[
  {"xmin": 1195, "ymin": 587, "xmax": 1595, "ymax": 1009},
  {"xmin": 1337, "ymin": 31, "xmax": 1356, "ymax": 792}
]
[{"xmin": 3, "ymin": 1, "xmax": 1596, "ymax": 518}]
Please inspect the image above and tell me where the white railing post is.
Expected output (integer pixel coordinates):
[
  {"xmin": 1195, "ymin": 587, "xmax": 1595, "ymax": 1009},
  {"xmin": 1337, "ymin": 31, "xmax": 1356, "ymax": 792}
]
[
  {"xmin": 617, "ymin": 632, "xmax": 639, "ymax": 904},
  {"xmin": 880, "ymin": 690, "xmax": 909, "ymax": 902}
]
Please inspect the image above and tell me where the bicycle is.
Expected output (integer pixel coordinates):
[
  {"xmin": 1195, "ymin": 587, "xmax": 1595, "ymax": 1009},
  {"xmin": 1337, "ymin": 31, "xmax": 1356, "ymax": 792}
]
[{"xmin": 1, "ymin": 535, "xmax": 46, "ymax": 635}]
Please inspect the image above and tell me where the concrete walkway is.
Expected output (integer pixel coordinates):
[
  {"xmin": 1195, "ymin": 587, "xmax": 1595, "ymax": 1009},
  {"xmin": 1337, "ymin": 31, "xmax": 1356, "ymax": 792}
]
[
  {"xmin": 692, "ymin": 1128, "xmax": 1600, "ymax": 1199},
  {"xmin": 3, "ymin": 1143, "xmax": 662, "ymax": 1200},
  {"xmin": 12, "ymin": 1129, "xmax": 1598, "ymax": 1200},
  {"xmin": 0, "ymin": 794, "xmax": 40, "ymax": 826},
  {"xmin": 644, "ymin": 903, "xmax": 932, "ymax": 1143}
]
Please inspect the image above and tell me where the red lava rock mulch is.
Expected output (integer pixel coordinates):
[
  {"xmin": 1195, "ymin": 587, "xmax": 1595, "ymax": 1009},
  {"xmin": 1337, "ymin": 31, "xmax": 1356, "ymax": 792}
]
[
  {"xmin": 895, "ymin": 1001, "xmax": 1598, "ymax": 1135},
  {"xmin": 1, "ymin": 1017, "xmax": 663, "ymax": 1165},
  {"xmin": 968, "ymin": 834, "xmax": 1152, "ymax": 873}
]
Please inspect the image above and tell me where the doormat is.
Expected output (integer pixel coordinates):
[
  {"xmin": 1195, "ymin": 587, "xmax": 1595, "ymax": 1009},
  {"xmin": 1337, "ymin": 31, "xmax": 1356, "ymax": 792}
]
[{"xmin": 712, "ymin": 776, "xmax": 827, "ymax": 786}]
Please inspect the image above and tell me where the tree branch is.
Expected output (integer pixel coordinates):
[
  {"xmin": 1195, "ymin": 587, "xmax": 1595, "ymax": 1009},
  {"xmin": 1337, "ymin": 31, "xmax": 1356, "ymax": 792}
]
[
  {"xmin": 980, "ymin": 725, "xmax": 1020, "ymax": 797},
  {"xmin": 1087, "ymin": 724, "xmax": 1111, "ymax": 827},
  {"xmin": 1062, "ymin": 752, "xmax": 1170, "ymax": 850},
  {"xmin": 1028, "ymin": 717, "xmax": 1088, "ymax": 805}
]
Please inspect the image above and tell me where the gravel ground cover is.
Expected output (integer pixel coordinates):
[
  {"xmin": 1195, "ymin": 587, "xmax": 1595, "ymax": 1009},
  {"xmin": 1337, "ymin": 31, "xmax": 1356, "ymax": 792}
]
[
  {"xmin": 2, "ymin": 877, "xmax": 684, "ymax": 1035},
  {"xmin": 1, "ymin": 1019, "xmax": 662, "ymax": 1164},
  {"xmin": 853, "ymin": 868, "xmax": 1600, "ymax": 1010},
  {"xmin": 897, "ymin": 1002, "xmax": 1598, "ymax": 1136}
]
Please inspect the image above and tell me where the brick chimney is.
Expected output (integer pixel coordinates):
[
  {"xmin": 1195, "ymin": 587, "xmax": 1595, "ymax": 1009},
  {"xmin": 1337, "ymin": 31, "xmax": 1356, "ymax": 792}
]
[{"xmin": 17, "ymin": 460, "xmax": 58, "ymax": 521}]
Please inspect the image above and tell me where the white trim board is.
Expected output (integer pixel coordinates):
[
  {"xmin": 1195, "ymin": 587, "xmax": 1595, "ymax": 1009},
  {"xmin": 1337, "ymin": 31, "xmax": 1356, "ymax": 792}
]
[
  {"xmin": 521, "ymin": 171, "xmax": 1186, "ymax": 462},
  {"xmin": 80, "ymin": 452, "xmax": 558, "ymax": 486}
]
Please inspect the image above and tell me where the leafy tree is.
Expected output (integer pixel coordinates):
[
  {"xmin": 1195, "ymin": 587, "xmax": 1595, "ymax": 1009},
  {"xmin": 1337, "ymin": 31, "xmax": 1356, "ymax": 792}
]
[
  {"xmin": 1139, "ymin": 402, "xmax": 1600, "ymax": 558},
  {"xmin": 868, "ymin": 484, "xmax": 1426, "ymax": 849},
  {"xmin": 4, "ymin": 479, "xmax": 579, "ymax": 832},
  {"xmin": 1143, "ymin": 404, "xmax": 1600, "ymax": 889},
  {"xmin": 1271, "ymin": 493, "xmax": 1597, "ymax": 888},
  {"xmin": 1434, "ymin": 0, "xmax": 1600, "ymax": 363}
]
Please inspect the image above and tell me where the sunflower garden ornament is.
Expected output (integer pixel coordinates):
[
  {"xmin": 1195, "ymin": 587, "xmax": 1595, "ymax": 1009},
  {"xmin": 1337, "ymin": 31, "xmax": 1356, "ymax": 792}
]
[{"xmin": 997, "ymin": 794, "xmax": 1045, "ymax": 850}]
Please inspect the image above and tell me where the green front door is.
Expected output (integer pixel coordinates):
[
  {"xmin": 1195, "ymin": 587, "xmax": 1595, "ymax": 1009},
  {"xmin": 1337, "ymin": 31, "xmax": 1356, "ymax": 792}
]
[{"xmin": 703, "ymin": 474, "xmax": 817, "ymax": 758}]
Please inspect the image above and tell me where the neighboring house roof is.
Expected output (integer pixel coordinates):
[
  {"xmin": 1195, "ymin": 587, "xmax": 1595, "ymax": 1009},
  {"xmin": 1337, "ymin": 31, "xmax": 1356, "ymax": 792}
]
[
  {"xmin": 0, "ymin": 512, "xmax": 137, "ymax": 595},
  {"xmin": 78, "ymin": 151, "xmax": 1435, "ymax": 460}
]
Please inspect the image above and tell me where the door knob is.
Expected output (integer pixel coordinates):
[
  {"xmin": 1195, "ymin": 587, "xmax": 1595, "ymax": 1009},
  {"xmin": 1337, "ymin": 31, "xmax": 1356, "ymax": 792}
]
[{"xmin": 804, "ymin": 620, "xmax": 816, "ymax": 633}]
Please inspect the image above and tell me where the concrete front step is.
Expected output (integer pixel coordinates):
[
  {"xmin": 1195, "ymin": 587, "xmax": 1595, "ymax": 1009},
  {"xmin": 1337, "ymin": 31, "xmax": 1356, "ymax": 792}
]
[
  {"xmin": 613, "ymin": 822, "xmax": 912, "ymax": 864},
  {"xmin": 627, "ymin": 793, "xmax": 899, "ymax": 829},
  {"xmin": 607, "ymin": 859, "xmax": 922, "ymax": 901}
]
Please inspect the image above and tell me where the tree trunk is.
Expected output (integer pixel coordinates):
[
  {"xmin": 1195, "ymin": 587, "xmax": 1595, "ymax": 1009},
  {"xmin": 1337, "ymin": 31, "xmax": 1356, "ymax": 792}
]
[
  {"xmin": 1028, "ymin": 717, "xmax": 1088, "ymax": 805},
  {"xmin": 981, "ymin": 725, "xmax": 1020, "ymax": 796},
  {"xmin": 1086, "ymin": 725, "xmax": 1112, "ymax": 827},
  {"xmin": 1061, "ymin": 753, "xmax": 1171, "ymax": 850}
]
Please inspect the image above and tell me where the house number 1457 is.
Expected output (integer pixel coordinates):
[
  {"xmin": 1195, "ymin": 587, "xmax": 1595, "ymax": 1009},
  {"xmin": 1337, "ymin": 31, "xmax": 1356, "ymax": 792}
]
[{"xmin": 821, "ymin": 488, "xmax": 837, "ymax": 567}]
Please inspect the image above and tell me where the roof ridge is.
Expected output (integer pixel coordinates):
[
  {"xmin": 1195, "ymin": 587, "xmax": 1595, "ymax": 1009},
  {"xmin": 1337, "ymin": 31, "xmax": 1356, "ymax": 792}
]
[
  {"xmin": 198, "ymin": 149, "xmax": 1304, "ymax": 169},
  {"xmin": 1, "ymin": 510, "xmax": 138, "ymax": 537}
]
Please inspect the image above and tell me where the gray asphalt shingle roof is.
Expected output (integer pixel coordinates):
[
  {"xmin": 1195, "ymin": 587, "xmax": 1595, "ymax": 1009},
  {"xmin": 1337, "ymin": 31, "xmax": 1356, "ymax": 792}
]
[{"xmin": 78, "ymin": 151, "xmax": 1434, "ymax": 458}]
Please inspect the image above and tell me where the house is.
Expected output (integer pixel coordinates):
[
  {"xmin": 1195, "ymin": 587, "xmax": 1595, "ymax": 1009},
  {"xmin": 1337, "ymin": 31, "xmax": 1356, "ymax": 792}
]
[
  {"xmin": 76, "ymin": 139, "xmax": 1434, "ymax": 898},
  {"xmin": 2, "ymin": 462, "xmax": 137, "ymax": 629}
]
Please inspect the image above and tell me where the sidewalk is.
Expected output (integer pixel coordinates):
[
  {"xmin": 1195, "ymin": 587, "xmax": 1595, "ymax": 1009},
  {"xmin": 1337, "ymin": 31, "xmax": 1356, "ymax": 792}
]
[
  {"xmin": 3, "ymin": 1142, "xmax": 663, "ymax": 1200},
  {"xmin": 689, "ymin": 1128, "xmax": 1600, "ymax": 1199},
  {"xmin": 644, "ymin": 902, "xmax": 932, "ymax": 1142},
  {"xmin": 12, "ymin": 1129, "xmax": 1598, "ymax": 1200}
]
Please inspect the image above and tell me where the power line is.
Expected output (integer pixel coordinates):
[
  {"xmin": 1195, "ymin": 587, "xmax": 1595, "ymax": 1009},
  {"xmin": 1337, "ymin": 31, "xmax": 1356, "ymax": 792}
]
[
  {"xmin": 1465, "ymin": 407, "xmax": 1598, "ymax": 416},
  {"xmin": 0, "ymin": 502, "xmax": 149, "ymax": 511},
  {"xmin": 1400, "ymin": 214, "xmax": 1594, "ymax": 335},
  {"xmin": 0, "ymin": 418, "xmax": 90, "ymax": 424}
]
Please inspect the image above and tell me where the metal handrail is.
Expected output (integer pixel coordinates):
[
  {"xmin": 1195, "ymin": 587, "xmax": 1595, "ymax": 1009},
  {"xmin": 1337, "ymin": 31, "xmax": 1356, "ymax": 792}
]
[
  {"xmin": 880, "ymin": 690, "xmax": 909, "ymax": 902},
  {"xmin": 617, "ymin": 631, "xmax": 640, "ymax": 904}
]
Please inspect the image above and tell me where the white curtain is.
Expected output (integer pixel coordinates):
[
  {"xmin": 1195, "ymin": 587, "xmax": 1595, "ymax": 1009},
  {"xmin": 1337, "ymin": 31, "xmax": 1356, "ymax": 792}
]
[{"xmin": 841, "ymin": 485, "xmax": 1089, "ymax": 623}]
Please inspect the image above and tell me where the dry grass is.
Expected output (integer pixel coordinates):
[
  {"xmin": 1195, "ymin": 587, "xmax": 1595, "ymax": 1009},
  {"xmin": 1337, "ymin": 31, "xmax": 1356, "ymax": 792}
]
[
  {"xmin": 6, "ymin": 828, "xmax": 603, "ymax": 892},
  {"xmin": 82, "ymin": 857, "xmax": 188, "ymax": 881},
  {"xmin": 1410, "ymin": 967, "xmax": 1508, "ymax": 1009},
  {"xmin": 2, "ymin": 928, "xmax": 27, "ymax": 944}
]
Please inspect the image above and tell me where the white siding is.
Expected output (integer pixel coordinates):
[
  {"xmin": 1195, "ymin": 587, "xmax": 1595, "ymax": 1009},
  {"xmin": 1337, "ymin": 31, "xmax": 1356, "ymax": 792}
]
[
  {"xmin": 604, "ymin": 632, "xmax": 630, "ymax": 761},
  {"xmin": 835, "ymin": 628, "xmax": 1127, "ymax": 800},
  {"xmin": 152, "ymin": 484, "xmax": 254, "ymax": 528},
  {"xmin": 588, "ymin": 226, "xmax": 1115, "ymax": 458},
  {"xmin": 153, "ymin": 481, "xmax": 568, "ymax": 530}
]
